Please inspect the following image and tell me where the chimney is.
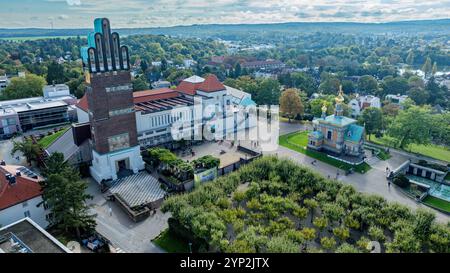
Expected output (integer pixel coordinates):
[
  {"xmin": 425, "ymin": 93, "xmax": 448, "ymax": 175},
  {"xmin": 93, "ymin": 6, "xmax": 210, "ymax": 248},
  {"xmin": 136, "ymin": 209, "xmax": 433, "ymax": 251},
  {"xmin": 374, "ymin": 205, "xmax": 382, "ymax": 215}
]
[
  {"xmin": 8, "ymin": 175, "xmax": 16, "ymax": 185},
  {"xmin": 0, "ymin": 160, "xmax": 5, "ymax": 166}
]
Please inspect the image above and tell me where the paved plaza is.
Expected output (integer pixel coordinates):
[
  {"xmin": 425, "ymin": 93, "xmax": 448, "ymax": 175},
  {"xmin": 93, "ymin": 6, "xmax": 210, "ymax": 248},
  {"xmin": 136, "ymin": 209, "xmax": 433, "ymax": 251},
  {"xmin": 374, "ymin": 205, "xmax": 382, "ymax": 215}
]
[{"xmin": 86, "ymin": 179, "xmax": 169, "ymax": 253}]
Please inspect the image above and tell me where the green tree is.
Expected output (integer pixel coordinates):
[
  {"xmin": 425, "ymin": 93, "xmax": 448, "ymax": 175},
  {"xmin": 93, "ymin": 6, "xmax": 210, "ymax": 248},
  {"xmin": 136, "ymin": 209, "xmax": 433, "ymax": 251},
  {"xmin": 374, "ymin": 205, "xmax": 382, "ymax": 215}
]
[
  {"xmin": 368, "ymin": 226, "xmax": 386, "ymax": 242},
  {"xmin": 406, "ymin": 51, "xmax": 414, "ymax": 65},
  {"xmin": 335, "ymin": 243, "xmax": 360, "ymax": 253},
  {"xmin": 233, "ymin": 62, "xmax": 242, "ymax": 78},
  {"xmin": 320, "ymin": 236, "xmax": 336, "ymax": 250},
  {"xmin": 386, "ymin": 227, "xmax": 421, "ymax": 253},
  {"xmin": 341, "ymin": 80, "xmax": 355, "ymax": 94},
  {"xmin": 132, "ymin": 76, "xmax": 149, "ymax": 91},
  {"xmin": 279, "ymin": 88, "xmax": 304, "ymax": 122},
  {"xmin": 421, "ymin": 57, "xmax": 432, "ymax": 77},
  {"xmin": 387, "ymin": 105, "xmax": 432, "ymax": 149},
  {"xmin": 381, "ymin": 76, "xmax": 409, "ymax": 97},
  {"xmin": 310, "ymin": 99, "xmax": 333, "ymax": 117},
  {"xmin": 333, "ymin": 226, "xmax": 350, "ymax": 242},
  {"xmin": 46, "ymin": 61, "xmax": 65, "ymax": 84},
  {"xmin": 413, "ymin": 209, "xmax": 435, "ymax": 243},
  {"xmin": 42, "ymin": 152, "xmax": 68, "ymax": 178},
  {"xmin": 358, "ymin": 75, "xmax": 378, "ymax": 95},
  {"xmin": 313, "ymin": 217, "xmax": 328, "ymax": 238},
  {"xmin": 429, "ymin": 225, "xmax": 450, "ymax": 253},
  {"xmin": 431, "ymin": 62, "xmax": 438, "ymax": 75},
  {"xmin": 319, "ymin": 76, "xmax": 340, "ymax": 95},
  {"xmin": 11, "ymin": 139, "xmax": 42, "ymax": 165},
  {"xmin": 289, "ymin": 72, "xmax": 317, "ymax": 96},
  {"xmin": 266, "ymin": 235, "xmax": 299, "ymax": 253},
  {"xmin": 303, "ymin": 198, "xmax": 319, "ymax": 223},
  {"xmin": 359, "ymin": 107, "xmax": 382, "ymax": 140},
  {"xmin": 2, "ymin": 74, "xmax": 46, "ymax": 100},
  {"xmin": 256, "ymin": 78, "xmax": 281, "ymax": 105},
  {"xmin": 41, "ymin": 167, "xmax": 95, "ymax": 238},
  {"xmin": 407, "ymin": 87, "xmax": 429, "ymax": 105}
]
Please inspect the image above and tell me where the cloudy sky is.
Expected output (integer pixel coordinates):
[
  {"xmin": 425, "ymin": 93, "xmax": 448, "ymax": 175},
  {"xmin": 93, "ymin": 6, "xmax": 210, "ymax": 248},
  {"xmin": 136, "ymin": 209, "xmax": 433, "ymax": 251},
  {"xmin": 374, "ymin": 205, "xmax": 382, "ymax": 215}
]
[{"xmin": 1, "ymin": 0, "xmax": 449, "ymax": 28}]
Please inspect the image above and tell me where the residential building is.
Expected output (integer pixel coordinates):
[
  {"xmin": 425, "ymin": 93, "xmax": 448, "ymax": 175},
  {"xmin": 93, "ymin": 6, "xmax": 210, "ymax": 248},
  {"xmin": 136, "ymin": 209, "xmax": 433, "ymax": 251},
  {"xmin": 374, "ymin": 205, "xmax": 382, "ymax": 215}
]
[
  {"xmin": 43, "ymin": 83, "xmax": 71, "ymax": 98},
  {"xmin": 183, "ymin": 59, "xmax": 195, "ymax": 68},
  {"xmin": 0, "ymin": 163, "xmax": 50, "ymax": 229},
  {"xmin": 308, "ymin": 87, "xmax": 365, "ymax": 157},
  {"xmin": 151, "ymin": 80, "xmax": 171, "ymax": 89},
  {"xmin": 0, "ymin": 218, "xmax": 70, "ymax": 253},
  {"xmin": 385, "ymin": 94, "xmax": 409, "ymax": 105},
  {"xmin": 348, "ymin": 95, "xmax": 381, "ymax": 117},
  {"xmin": 0, "ymin": 75, "xmax": 9, "ymax": 92},
  {"xmin": 0, "ymin": 108, "xmax": 20, "ymax": 139},
  {"xmin": 241, "ymin": 59, "xmax": 285, "ymax": 70}
]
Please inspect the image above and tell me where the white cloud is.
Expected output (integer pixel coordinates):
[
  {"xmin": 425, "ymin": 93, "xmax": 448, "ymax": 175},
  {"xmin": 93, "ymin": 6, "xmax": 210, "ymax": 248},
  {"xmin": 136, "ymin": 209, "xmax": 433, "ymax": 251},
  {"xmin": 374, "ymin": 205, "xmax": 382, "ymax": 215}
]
[
  {"xmin": 1, "ymin": 0, "xmax": 450, "ymax": 28},
  {"xmin": 66, "ymin": 0, "xmax": 81, "ymax": 6}
]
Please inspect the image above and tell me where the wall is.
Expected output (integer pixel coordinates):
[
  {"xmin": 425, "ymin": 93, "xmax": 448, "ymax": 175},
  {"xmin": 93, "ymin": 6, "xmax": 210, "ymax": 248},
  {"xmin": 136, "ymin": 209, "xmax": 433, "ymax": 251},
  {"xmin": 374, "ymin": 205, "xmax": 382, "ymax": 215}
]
[{"xmin": 0, "ymin": 196, "xmax": 49, "ymax": 229}]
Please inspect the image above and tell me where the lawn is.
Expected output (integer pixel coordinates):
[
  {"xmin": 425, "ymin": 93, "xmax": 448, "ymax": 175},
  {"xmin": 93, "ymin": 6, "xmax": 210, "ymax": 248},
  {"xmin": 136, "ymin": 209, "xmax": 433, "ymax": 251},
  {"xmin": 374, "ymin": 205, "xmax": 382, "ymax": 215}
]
[
  {"xmin": 369, "ymin": 134, "xmax": 450, "ymax": 163},
  {"xmin": 152, "ymin": 229, "xmax": 190, "ymax": 253},
  {"xmin": 422, "ymin": 196, "xmax": 450, "ymax": 214},
  {"xmin": 38, "ymin": 128, "xmax": 68, "ymax": 148},
  {"xmin": 279, "ymin": 131, "xmax": 371, "ymax": 174}
]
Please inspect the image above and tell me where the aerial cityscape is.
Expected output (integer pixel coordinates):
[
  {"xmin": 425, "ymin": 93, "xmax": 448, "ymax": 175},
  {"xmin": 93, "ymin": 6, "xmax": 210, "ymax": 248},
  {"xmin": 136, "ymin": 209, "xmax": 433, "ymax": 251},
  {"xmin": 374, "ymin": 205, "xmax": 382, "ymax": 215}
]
[{"xmin": 0, "ymin": 0, "xmax": 449, "ymax": 262}]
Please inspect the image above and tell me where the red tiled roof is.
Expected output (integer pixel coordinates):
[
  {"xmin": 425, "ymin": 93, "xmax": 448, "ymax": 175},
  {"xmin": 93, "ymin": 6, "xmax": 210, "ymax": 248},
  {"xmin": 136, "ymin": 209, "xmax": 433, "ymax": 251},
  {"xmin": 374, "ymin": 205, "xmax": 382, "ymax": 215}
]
[
  {"xmin": 0, "ymin": 165, "xmax": 43, "ymax": 210},
  {"xmin": 175, "ymin": 81, "xmax": 199, "ymax": 96},
  {"xmin": 133, "ymin": 88, "xmax": 180, "ymax": 104},
  {"xmin": 76, "ymin": 94, "xmax": 89, "ymax": 112},
  {"xmin": 196, "ymin": 74, "xmax": 225, "ymax": 93}
]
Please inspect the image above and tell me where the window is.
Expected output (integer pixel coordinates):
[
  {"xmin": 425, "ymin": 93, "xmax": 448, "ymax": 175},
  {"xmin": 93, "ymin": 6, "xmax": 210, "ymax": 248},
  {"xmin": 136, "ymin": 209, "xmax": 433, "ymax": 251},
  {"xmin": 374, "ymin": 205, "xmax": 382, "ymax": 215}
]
[
  {"xmin": 22, "ymin": 201, "xmax": 28, "ymax": 208},
  {"xmin": 327, "ymin": 131, "xmax": 332, "ymax": 140},
  {"xmin": 46, "ymin": 213, "xmax": 54, "ymax": 222},
  {"xmin": 24, "ymin": 211, "xmax": 31, "ymax": 218}
]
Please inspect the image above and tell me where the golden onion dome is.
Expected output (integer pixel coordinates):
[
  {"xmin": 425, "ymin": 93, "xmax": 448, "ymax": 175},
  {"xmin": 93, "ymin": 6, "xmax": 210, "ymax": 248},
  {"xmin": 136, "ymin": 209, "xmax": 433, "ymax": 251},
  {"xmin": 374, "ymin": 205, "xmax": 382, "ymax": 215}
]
[{"xmin": 335, "ymin": 85, "xmax": 345, "ymax": 103}]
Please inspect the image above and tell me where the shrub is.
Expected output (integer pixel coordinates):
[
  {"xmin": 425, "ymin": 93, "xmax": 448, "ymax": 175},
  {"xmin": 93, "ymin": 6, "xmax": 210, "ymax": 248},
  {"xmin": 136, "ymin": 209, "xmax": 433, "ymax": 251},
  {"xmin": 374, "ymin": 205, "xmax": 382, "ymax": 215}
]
[{"xmin": 393, "ymin": 174, "xmax": 410, "ymax": 188}]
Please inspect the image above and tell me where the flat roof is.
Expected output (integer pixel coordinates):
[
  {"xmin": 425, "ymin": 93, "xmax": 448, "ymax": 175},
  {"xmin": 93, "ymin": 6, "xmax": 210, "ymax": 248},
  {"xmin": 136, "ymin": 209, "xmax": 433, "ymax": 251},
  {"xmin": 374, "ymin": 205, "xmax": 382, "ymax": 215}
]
[
  {"xmin": 0, "ymin": 218, "xmax": 70, "ymax": 253},
  {"xmin": 13, "ymin": 100, "xmax": 68, "ymax": 113},
  {"xmin": 136, "ymin": 96, "xmax": 194, "ymax": 114}
]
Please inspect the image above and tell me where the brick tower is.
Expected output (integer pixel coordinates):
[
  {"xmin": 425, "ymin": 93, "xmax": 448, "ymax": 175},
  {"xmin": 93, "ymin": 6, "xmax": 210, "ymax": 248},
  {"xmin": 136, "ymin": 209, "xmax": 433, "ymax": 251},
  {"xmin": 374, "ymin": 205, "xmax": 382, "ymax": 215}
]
[{"xmin": 81, "ymin": 18, "xmax": 144, "ymax": 182}]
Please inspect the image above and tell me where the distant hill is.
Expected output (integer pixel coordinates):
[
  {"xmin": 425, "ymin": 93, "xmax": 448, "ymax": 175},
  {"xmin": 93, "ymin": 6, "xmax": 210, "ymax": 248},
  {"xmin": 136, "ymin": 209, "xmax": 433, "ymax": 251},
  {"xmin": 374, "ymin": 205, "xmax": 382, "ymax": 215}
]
[{"xmin": 0, "ymin": 19, "xmax": 449, "ymax": 39}]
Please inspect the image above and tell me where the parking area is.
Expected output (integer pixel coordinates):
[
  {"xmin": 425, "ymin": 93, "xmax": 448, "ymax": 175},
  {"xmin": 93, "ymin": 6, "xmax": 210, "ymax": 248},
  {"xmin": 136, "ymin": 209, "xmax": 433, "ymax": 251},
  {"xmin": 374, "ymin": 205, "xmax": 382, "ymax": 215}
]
[{"xmin": 85, "ymin": 178, "xmax": 170, "ymax": 253}]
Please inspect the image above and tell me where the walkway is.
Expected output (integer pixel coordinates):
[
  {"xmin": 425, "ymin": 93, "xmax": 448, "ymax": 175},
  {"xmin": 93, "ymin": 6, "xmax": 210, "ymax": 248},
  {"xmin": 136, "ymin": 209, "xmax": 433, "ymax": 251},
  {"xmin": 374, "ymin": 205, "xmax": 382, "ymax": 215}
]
[{"xmin": 270, "ymin": 121, "xmax": 449, "ymax": 223}]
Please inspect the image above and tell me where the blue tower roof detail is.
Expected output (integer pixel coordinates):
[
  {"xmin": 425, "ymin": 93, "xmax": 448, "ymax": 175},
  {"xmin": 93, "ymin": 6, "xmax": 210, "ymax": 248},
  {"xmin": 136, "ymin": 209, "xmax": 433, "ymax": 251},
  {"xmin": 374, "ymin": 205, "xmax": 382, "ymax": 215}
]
[{"xmin": 80, "ymin": 18, "xmax": 130, "ymax": 73}]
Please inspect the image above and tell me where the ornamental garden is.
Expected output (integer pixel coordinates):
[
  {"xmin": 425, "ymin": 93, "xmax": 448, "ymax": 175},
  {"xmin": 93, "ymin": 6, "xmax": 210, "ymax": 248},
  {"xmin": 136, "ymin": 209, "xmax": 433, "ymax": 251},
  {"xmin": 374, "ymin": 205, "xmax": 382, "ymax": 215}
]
[{"xmin": 159, "ymin": 156, "xmax": 450, "ymax": 253}]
